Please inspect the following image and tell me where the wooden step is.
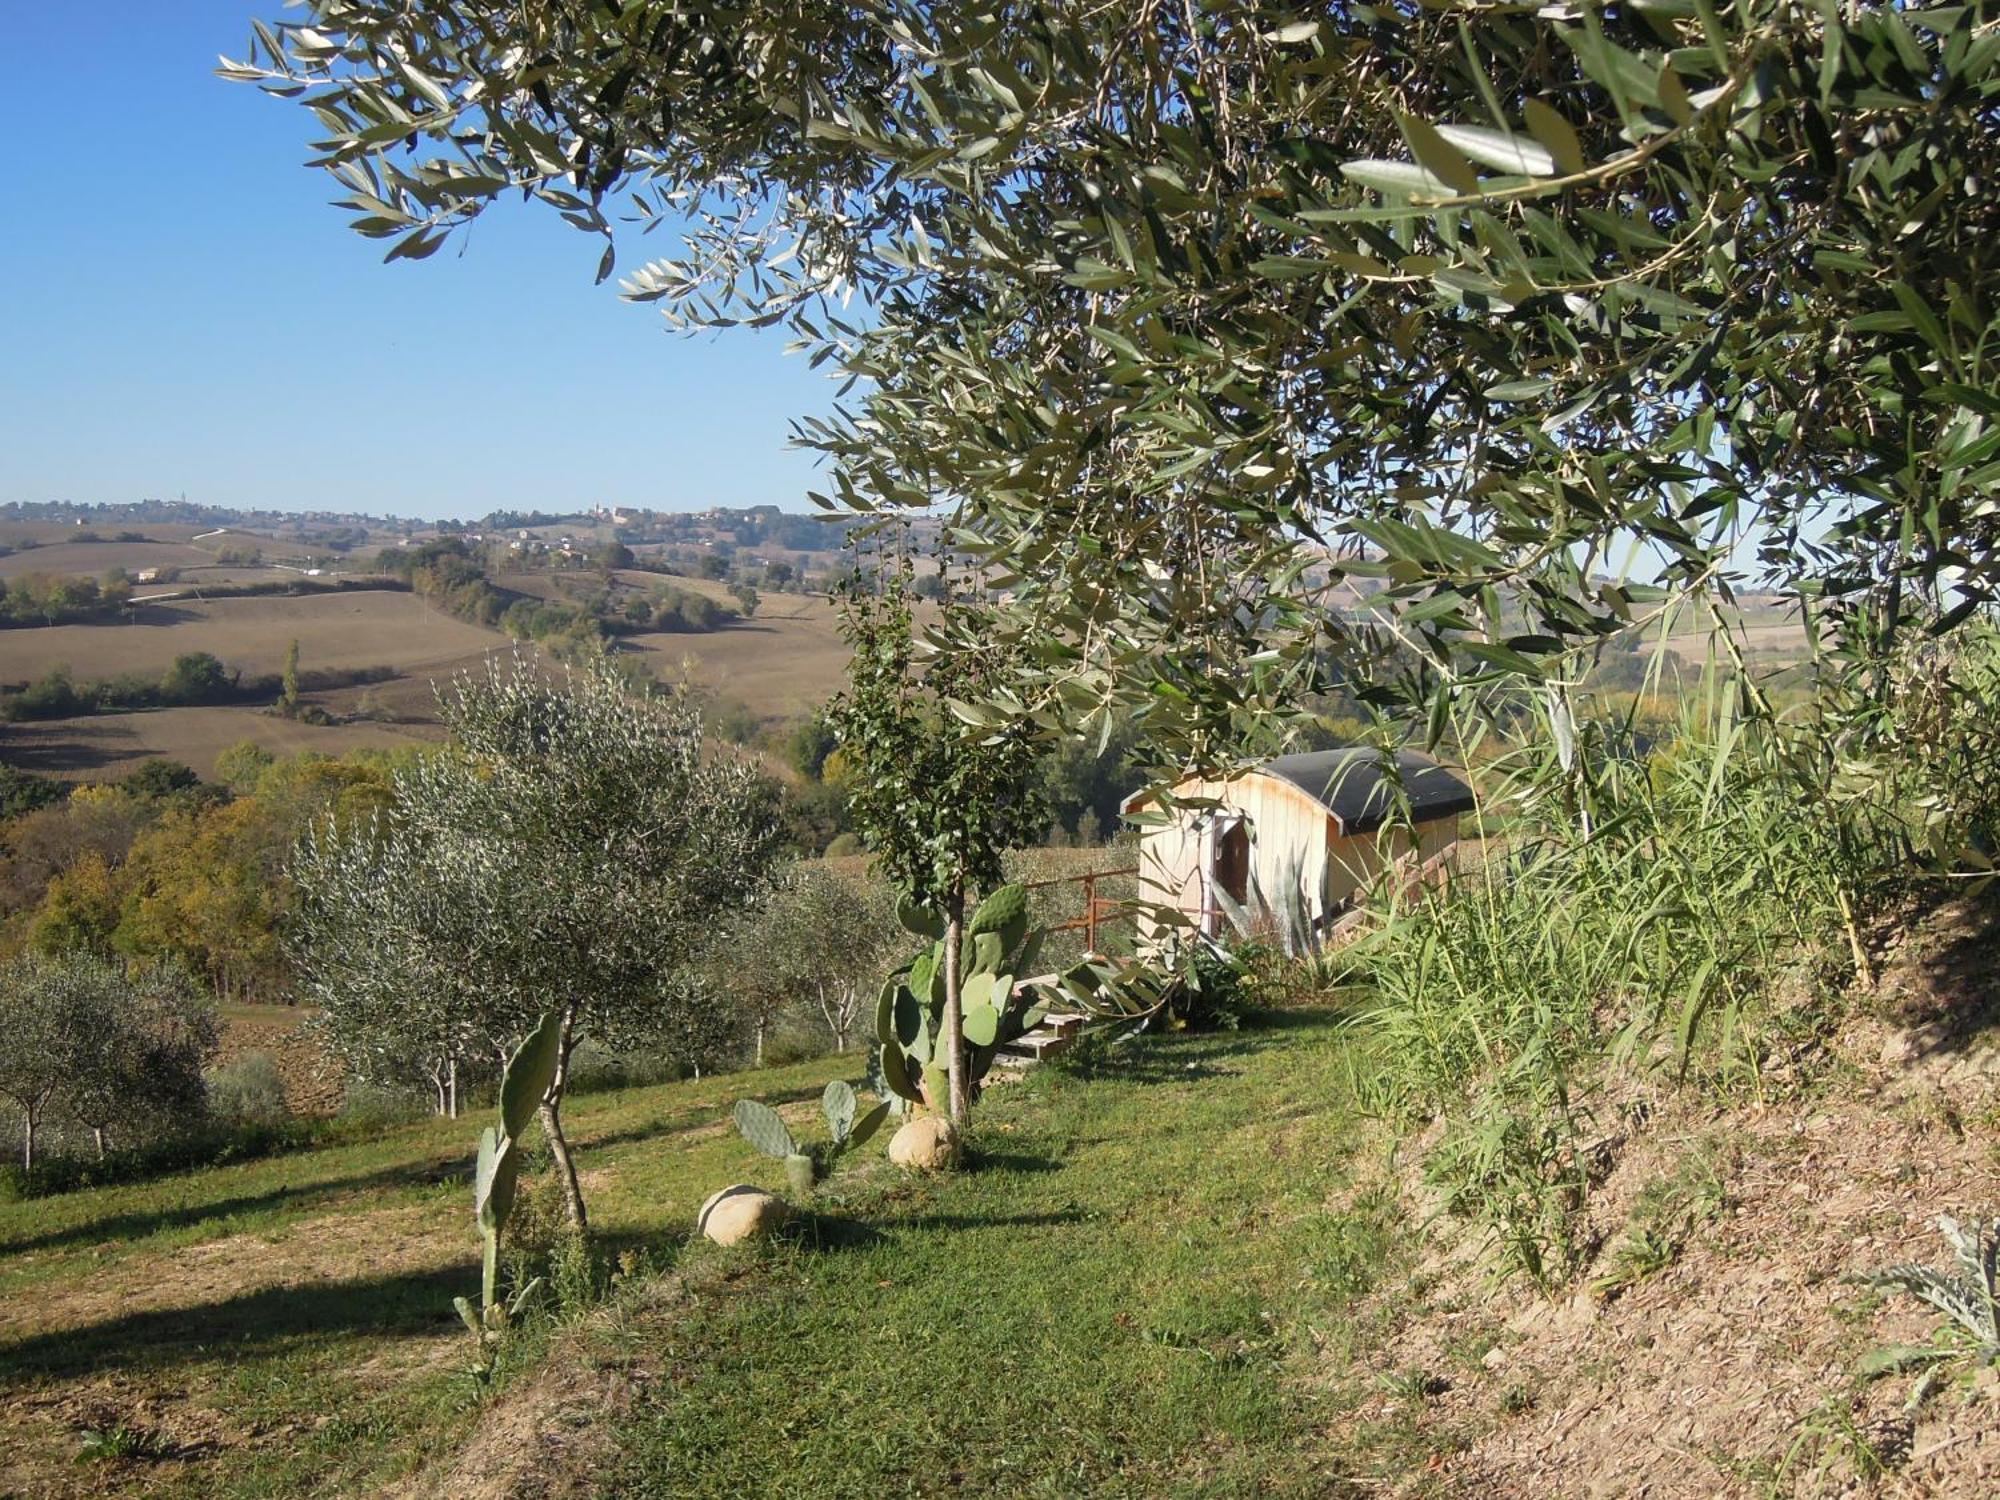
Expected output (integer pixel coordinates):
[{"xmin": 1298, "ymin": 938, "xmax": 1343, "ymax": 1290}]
[{"xmin": 997, "ymin": 1030, "xmax": 1076, "ymax": 1061}]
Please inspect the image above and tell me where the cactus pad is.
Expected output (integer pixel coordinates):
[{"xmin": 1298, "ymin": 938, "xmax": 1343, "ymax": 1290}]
[{"xmin": 732, "ymin": 1098, "xmax": 797, "ymax": 1160}]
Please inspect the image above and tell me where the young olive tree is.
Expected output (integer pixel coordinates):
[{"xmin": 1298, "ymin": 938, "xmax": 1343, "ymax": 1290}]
[
  {"xmin": 289, "ymin": 655, "xmax": 781, "ymax": 1232},
  {"xmin": 64, "ymin": 962, "xmax": 217, "ymax": 1158},
  {"xmin": 717, "ymin": 861, "xmax": 904, "ymax": 1058},
  {"xmin": 0, "ymin": 953, "xmax": 105, "ymax": 1170},
  {"xmin": 828, "ymin": 576, "xmax": 1044, "ymax": 1122},
  {"xmin": 0, "ymin": 952, "xmax": 217, "ymax": 1169}
]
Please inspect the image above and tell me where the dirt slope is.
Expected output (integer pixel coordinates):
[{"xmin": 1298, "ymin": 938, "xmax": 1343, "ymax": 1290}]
[{"xmin": 1346, "ymin": 893, "xmax": 2000, "ymax": 1498}]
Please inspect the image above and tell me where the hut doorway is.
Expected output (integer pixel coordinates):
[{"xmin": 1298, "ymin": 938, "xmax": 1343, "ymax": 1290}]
[{"xmin": 1206, "ymin": 815, "xmax": 1251, "ymax": 937}]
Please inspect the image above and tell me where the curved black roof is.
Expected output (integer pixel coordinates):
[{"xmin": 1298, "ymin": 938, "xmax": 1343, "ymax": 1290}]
[{"xmin": 1257, "ymin": 748, "xmax": 1475, "ymax": 834}]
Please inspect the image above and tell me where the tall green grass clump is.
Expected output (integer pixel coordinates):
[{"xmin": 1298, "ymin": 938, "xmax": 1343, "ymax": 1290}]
[{"xmin": 1348, "ymin": 629, "xmax": 2000, "ymax": 1286}]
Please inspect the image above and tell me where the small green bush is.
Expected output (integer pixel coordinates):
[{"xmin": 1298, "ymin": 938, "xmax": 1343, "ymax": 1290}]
[
  {"xmin": 760, "ymin": 1024, "xmax": 832, "ymax": 1069},
  {"xmin": 205, "ymin": 1052, "xmax": 290, "ymax": 1126},
  {"xmin": 338, "ymin": 1081, "xmax": 429, "ymax": 1129}
]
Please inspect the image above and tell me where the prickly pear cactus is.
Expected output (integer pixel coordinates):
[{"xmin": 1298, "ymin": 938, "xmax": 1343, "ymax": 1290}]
[
  {"xmin": 873, "ymin": 884, "xmax": 1171, "ymax": 1117},
  {"xmin": 872, "ymin": 884, "xmax": 1050, "ymax": 1112},
  {"xmin": 454, "ymin": 1007, "xmax": 563, "ymax": 1355},
  {"xmin": 730, "ymin": 1080, "xmax": 890, "ymax": 1195},
  {"xmin": 733, "ymin": 1099, "xmax": 798, "ymax": 1160}
]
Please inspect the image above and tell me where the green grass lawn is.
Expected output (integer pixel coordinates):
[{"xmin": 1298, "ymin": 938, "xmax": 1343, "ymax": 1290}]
[
  {"xmin": 601, "ymin": 1012, "xmax": 1410, "ymax": 1498},
  {"xmin": 0, "ymin": 1013, "xmax": 1420, "ymax": 1497}
]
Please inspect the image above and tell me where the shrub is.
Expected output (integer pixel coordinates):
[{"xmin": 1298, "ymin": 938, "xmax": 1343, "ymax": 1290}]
[
  {"xmin": 1161, "ymin": 938, "xmax": 1251, "ymax": 1032},
  {"xmin": 205, "ymin": 1052, "xmax": 290, "ymax": 1126},
  {"xmin": 338, "ymin": 1080, "xmax": 429, "ymax": 1129},
  {"xmin": 1347, "ymin": 635, "xmax": 2000, "ymax": 1285},
  {"xmin": 760, "ymin": 1025, "xmax": 832, "ymax": 1069}
]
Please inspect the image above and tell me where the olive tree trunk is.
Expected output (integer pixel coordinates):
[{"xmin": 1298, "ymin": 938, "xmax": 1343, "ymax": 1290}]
[{"xmin": 538, "ymin": 1006, "xmax": 590, "ymax": 1235}]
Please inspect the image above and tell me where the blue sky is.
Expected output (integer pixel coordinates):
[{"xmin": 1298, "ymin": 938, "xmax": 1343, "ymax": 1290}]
[{"xmin": 0, "ymin": 4, "xmax": 837, "ymax": 520}]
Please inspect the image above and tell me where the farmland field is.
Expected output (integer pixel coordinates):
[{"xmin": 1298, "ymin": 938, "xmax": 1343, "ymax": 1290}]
[
  {"xmin": 0, "ymin": 592, "xmax": 501, "ymax": 685},
  {"xmin": 617, "ymin": 575, "xmax": 867, "ymax": 720},
  {"xmin": 0, "ymin": 575, "xmax": 855, "ymax": 778},
  {"xmin": 0, "ymin": 542, "xmax": 244, "ymax": 581},
  {"xmin": 0, "ymin": 591, "xmax": 513, "ymax": 778},
  {"xmin": 0, "ymin": 704, "xmax": 437, "ymax": 780}
]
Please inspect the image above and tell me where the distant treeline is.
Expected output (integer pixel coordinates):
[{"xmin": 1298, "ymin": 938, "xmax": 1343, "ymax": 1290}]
[
  {"xmin": 0, "ymin": 571, "xmax": 417, "ymax": 630},
  {"xmin": 0, "ymin": 572, "xmax": 136, "ymax": 627},
  {"xmin": 148, "ymin": 576, "xmax": 412, "ymax": 604},
  {"xmin": 1, "ymin": 654, "xmax": 394, "ymax": 723},
  {"xmin": 0, "ymin": 530, "xmax": 154, "ymax": 555},
  {"xmin": 375, "ymin": 539, "xmax": 738, "ymax": 656}
]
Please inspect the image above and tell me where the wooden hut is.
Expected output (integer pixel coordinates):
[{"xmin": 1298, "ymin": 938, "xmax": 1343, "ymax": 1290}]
[{"xmin": 1121, "ymin": 748, "xmax": 1476, "ymax": 949}]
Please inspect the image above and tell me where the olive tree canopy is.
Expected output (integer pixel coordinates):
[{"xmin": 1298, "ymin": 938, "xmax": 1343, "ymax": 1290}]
[
  {"xmin": 289, "ymin": 656, "xmax": 781, "ymax": 1228},
  {"xmin": 230, "ymin": 2, "xmax": 2000, "ymax": 763}
]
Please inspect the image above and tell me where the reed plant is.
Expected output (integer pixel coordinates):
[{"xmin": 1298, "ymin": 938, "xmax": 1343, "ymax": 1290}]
[{"xmin": 1344, "ymin": 626, "xmax": 2000, "ymax": 1285}]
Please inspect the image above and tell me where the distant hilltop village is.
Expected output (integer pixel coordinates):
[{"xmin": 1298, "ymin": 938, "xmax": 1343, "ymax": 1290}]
[{"xmin": 0, "ymin": 498, "xmax": 938, "ymax": 560}]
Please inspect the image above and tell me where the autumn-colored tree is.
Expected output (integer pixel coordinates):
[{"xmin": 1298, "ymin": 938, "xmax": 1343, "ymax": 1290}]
[{"xmin": 25, "ymin": 853, "xmax": 122, "ymax": 958}]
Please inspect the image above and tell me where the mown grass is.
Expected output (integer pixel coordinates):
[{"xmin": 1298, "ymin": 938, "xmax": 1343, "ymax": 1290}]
[
  {"xmin": 0, "ymin": 1013, "xmax": 1421, "ymax": 1498},
  {"xmin": 600, "ymin": 1011, "xmax": 1409, "ymax": 1499},
  {"xmin": 0, "ymin": 1052, "xmax": 859, "ymax": 1497}
]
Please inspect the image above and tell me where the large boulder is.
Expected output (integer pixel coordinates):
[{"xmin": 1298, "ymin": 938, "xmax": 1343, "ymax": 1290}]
[
  {"xmin": 696, "ymin": 1184, "xmax": 790, "ymax": 1246},
  {"xmin": 888, "ymin": 1115, "xmax": 960, "ymax": 1172}
]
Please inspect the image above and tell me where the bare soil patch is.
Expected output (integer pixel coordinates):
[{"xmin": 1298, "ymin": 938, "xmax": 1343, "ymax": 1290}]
[{"xmin": 216, "ymin": 1006, "xmax": 346, "ymax": 1117}]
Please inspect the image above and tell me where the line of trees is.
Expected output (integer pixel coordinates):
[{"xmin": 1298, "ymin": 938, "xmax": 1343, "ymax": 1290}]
[
  {"xmin": 0, "ymin": 749, "xmax": 399, "ymax": 1000},
  {"xmin": 0, "ymin": 571, "xmax": 133, "ymax": 628},
  {"xmin": 375, "ymin": 538, "xmax": 741, "ymax": 658},
  {"xmin": 1, "ymin": 652, "xmax": 395, "ymax": 723}
]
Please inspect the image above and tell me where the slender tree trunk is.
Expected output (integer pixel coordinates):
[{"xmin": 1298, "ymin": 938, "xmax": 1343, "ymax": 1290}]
[
  {"xmin": 755, "ymin": 1016, "xmax": 766, "ymax": 1068},
  {"xmin": 447, "ymin": 1056, "xmax": 458, "ymax": 1119},
  {"xmin": 92, "ymin": 1127, "xmax": 107, "ymax": 1161},
  {"xmin": 21, "ymin": 1102, "xmax": 38, "ymax": 1173},
  {"xmin": 818, "ymin": 981, "xmax": 849, "ymax": 1051},
  {"xmin": 943, "ymin": 882, "xmax": 969, "ymax": 1126},
  {"xmin": 540, "ymin": 1009, "xmax": 589, "ymax": 1236}
]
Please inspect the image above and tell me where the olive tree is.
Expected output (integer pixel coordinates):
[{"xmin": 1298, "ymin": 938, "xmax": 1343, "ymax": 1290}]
[
  {"xmin": 230, "ymin": 3, "xmax": 2000, "ymax": 769},
  {"xmin": 64, "ymin": 962, "xmax": 217, "ymax": 1158},
  {"xmin": 289, "ymin": 655, "xmax": 781, "ymax": 1232},
  {"xmin": 0, "ymin": 953, "xmax": 104, "ymax": 1170},
  {"xmin": 0, "ymin": 952, "xmax": 217, "ymax": 1170},
  {"xmin": 716, "ymin": 860, "xmax": 905, "ymax": 1058}
]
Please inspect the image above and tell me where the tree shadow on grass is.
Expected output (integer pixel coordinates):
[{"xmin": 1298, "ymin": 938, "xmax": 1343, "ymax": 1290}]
[
  {"xmin": 0, "ymin": 1262, "xmax": 470, "ymax": 1386},
  {"xmin": 570, "ymin": 1078, "xmax": 837, "ymax": 1156},
  {"xmin": 957, "ymin": 1151, "xmax": 1067, "ymax": 1182},
  {"xmin": 891, "ymin": 1209, "xmax": 1088, "ymax": 1235},
  {"xmin": 1055, "ymin": 1008, "xmax": 1346, "ymax": 1086},
  {"xmin": 787, "ymin": 1213, "xmax": 888, "ymax": 1252},
  {"xmin": 0, "ymin": 1154, "xmax": 467, "ymax": 1261}
]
